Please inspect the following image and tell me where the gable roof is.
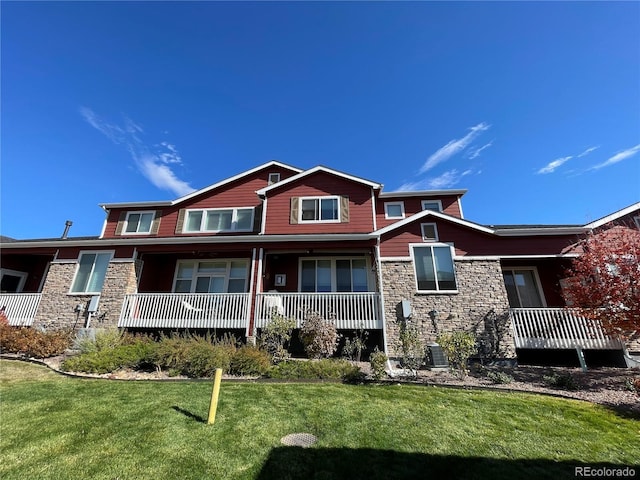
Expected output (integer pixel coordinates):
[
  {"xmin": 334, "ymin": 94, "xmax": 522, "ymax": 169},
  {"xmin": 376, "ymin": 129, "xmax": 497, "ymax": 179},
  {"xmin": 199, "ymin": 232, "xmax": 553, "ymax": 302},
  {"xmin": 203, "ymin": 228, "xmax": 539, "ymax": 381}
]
[
  {"xmin": 375, "ymin": 209, "xmax": 588, "ymax": 238},
  {"xmin": 374, "ymin": 209, "xmax": 495, "ymax": 236},
  {"xmin": 256, "ymin": 165, "xmax": 383, "ymax": 196},
  {"xmin": 100, "ymin": 161, "xmax": 303, "ymax": 209},
  {"xmin": 583, "ymin": 201, "xmax": 640, "ymax": 229}
]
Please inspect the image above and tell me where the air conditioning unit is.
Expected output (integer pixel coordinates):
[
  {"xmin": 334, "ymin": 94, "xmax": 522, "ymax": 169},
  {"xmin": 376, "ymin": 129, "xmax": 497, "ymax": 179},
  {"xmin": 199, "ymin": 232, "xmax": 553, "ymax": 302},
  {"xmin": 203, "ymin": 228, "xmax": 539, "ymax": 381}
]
[{"xmin": 426, "ymin": 343, "xmax": 449, "ymax": 368}]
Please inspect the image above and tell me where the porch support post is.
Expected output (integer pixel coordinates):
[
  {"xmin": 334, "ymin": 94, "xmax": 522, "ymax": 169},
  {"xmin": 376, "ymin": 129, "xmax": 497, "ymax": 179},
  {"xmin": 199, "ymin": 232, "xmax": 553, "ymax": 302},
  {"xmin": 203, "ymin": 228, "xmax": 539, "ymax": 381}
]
[
  {"xmin": 245, "ymin": 247, "xmax": 258, "ymax": 342},
  {"xmin": 576, "ymin": 346, "xmax": 587, "ymax": 372}
]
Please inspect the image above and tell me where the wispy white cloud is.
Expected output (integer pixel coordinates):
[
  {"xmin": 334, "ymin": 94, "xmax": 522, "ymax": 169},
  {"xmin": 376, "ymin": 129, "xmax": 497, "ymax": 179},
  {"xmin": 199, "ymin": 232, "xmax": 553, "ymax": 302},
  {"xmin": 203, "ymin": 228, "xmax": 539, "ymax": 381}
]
[
  {"xmin": 467, "ymin": 141, "xmax": 493, "ymax": 160},
  {"xmin": 419, "ymin": 122, "xmax": 490, "ymax": 173},
  {"xmin": 536, "ymin": 145, "xmax": 599, "ymax": 175},
  {"xmin": 80, "ymin": 107, "xmax": 194, "ymax": 197},
  {"xmin": 589, "ymin": 144, "xmax": 640, "ymax": 170},
  {"xmin": 397, "ymin": 169, "xmax": 474, "ymax": 191},
  {"xmin": 577, "ymin": 146, "xmax": 599, "ymax": 157},
  {"xmin": 537, "ymin": 156, "xmax": 573, "ymax": 175}
]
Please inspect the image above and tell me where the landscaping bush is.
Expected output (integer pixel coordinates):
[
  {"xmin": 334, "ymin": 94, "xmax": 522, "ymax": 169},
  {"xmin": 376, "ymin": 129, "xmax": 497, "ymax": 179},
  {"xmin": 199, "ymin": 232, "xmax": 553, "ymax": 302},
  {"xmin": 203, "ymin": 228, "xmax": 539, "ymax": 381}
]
[
  {"xmin": 396, "ymin": 322, "xmax": 424, "ymax": 376},
  {"xmin": 341, "ymin": 326, "xmax": 369, "ymax": 362},
  {"xmin": 486, "ymin": 370, "xmax": 514, "ymax": 385},
  {"xmin": 268, "ymin": 359, "xmax": 363, "ymax": 382},
  {"xmin": 436, "ymin": 331, "xmax": 477, "ymax": 378},
  {"xmin": 369, "ymin": 347, "xmax": 388, "ymax": 381},
  {"xmin": 230, "ymin": 345, "xmax": 272, "ymax": 376},
  {"xmin": 151, "ymin": 334, "xmax": 237, "ymax": 377},
  {"xmin": 543, "ymin": 371, "xmax": 579, "ymax": 391},
  {"xmin": 61, "ymin": 342, "xmax": 157, "ymax": 374},
  {"xmin": 0, "ymin": 323, "xmax": 72, "ymax": 359},
  {"xmin": 258, "ymin": 313, "xmax": 296, "ymax": 362},
  {"xmin": 177, "ymin": 337, "xmax": 235, "ymax": 378},
  {"xmin": 299, "ymin": 311, "xmax": 339, "ymax": 359},
  {"xmin": 73, "ymin": 328, "xmax": 125, "ymax": 354}
]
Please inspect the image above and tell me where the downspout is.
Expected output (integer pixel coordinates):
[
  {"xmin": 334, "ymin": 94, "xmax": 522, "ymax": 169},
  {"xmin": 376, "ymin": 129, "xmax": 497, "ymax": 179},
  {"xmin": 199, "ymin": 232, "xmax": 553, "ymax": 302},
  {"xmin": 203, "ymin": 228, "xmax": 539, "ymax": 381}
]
[{"xmin": 374, "ymin": 238, "xmax": 396, "ymax": 376}]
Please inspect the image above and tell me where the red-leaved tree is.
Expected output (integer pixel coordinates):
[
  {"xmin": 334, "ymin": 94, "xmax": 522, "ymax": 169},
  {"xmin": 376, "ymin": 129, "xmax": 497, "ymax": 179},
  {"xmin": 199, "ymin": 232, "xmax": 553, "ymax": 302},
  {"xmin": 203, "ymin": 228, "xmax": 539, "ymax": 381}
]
[{"xmin": 562, "ymin": 225, "xmax": 640, "ymax": 342}]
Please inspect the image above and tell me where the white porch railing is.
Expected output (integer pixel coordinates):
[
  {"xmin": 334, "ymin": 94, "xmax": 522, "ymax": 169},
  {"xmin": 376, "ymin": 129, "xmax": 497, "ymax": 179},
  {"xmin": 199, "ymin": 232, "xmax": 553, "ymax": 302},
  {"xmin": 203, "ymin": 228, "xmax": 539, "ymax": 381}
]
[
  {"xmin": 0, "ymin": 293, "xmax": 42, "ymax": 327},
  {"xmin": 510, "ymin": 308, "xmax": 623, "ymax": 350},
  {"xmin": 254, "ymin": 292, "xmax": 383, "ymax": 330},
  {"xmin": 118, "ymin": 293, "xmax": 251, "ymax": 329}
]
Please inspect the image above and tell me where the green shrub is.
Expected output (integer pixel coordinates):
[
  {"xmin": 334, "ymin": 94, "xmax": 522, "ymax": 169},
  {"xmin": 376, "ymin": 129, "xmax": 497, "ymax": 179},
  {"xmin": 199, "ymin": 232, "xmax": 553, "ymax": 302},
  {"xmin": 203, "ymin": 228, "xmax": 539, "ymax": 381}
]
[
  {"xmin": 299, "ymin": 311, "xmax": 339, "ymax": 359},
  {"xmin": 179, "ymin": 338, "xmax": 234, "ymax": 378},
  {"xmin": 543, "ymin": 371, "xmax": 579, "ymax": 391},
  {"xmin": 0, "ymin": 324, "xmax": 72, "ymax": 358},
  {"xmin": 436, "ymin": 331, "xmax": 477, "ymax": 378},
  {"xmin": 341, "ymin": 326, "xmax": 369, "ymax": 362},
  {"xmin": 369, "ymin": 347, "xmax": 388, "ymax": 381},
  {"xmin": 74, "ymin": 328, "xmax": 124, "ymax": 354},
  {"xmin": 61, "ymin": 342, "xmax": 157, "ymax": 374},
  {"xmin": 268, "ymin": 359, "xmax": 362, "ymax": 382},
  {"xmin": 230, "ymin": 345, "xmax": 272, "ymax": 376},
  {"xmin": 258, "ymin": 313, "xmax": 296, "ymax": 362},
  {"xmin": 486, "ymin": 370, "xmax": 514, "ymax": 385}
]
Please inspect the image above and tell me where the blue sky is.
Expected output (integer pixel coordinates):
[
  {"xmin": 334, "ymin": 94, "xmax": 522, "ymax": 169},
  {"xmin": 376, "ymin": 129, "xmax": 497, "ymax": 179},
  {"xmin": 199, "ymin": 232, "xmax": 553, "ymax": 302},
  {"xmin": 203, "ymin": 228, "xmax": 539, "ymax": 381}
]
[{"xmin": 2, "ymin": 1, "xmax": 639, "ymax": 239}]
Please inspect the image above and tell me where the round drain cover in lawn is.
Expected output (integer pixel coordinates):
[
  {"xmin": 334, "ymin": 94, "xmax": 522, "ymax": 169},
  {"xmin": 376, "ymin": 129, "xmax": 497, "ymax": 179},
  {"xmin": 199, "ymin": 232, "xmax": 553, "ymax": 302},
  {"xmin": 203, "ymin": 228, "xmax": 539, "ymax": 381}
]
[{"xmin": 280, "ymin": 433, "xmax": 317, "ymax": 448}]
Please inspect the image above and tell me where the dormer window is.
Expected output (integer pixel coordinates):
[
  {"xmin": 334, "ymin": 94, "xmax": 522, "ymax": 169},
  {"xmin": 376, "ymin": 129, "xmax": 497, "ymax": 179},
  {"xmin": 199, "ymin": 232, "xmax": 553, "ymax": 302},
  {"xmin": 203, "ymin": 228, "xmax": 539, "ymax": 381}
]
[
  {"xmin": 384, "ymin": 202, "xmax": 405, "ymax": 219},
  {"xmin": 268, "ymin": 173, "xmax": 281, "ymax": 185},
  {"xmin": 421, "ymin": 200, "xmax": 443, "ymax": 212},
  {"xmin": 124, "ymin": 211, "xmax": 155, "ymax": 234}
]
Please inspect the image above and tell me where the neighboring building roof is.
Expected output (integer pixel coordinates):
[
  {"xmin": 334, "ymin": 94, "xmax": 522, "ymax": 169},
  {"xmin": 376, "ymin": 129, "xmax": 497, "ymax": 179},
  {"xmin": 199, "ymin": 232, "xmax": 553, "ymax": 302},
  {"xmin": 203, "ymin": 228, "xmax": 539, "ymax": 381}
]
[
  {"xmin": 0, "ymin": 235, "xmax": 16, "ymax": 243},
  {"xmin": 378, "ymin": 189, "xmax": 467, "ymax": 198},
  {"xmin": 100, "ymin": 160, "xmax": 303, "ymax": 209},
  {"xmin": 256, "ymin": 165, "xmax": 383, "ymax": 196},
  {"xmin": 583, "ymin": 201, "xmax": 640, "ymax": 229}
]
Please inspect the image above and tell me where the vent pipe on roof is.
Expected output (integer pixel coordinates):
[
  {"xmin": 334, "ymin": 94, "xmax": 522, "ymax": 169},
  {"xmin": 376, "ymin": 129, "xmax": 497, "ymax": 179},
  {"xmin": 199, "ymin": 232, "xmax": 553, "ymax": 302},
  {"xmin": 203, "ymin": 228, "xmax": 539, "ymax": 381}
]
[{"xmin": 61, "ymin": 220, "xmax": 73, "ymax": 239}]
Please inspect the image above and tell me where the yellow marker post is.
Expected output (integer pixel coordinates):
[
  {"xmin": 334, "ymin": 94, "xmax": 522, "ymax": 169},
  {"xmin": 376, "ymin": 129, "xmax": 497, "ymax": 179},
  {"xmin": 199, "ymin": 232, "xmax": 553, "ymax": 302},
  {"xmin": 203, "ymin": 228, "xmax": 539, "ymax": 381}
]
[{"xmin": 207, "ymin": 368, "xmax": 223, "ymax": 425}]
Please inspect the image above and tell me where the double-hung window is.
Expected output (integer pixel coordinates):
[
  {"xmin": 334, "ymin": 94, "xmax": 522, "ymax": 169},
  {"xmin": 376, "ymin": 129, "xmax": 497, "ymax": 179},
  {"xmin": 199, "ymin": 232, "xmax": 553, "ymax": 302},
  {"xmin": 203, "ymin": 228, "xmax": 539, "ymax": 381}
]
[
  {"xmin": 173, "ymin": 260, "xmax": 249, "ymax": 293},
  {"xmin": 411, "ymin": 244, "xmax": 457, "ymax": 293},
  {"xmin": 184, "ymin": 208, "xmax": 254, "ymax": 233},
  {"xmin": 300, "ymin": 196, "xmax": 339, "ymax": 222},
  {"xmin": 70, "ymin": 252, "xmax": 113, "ymax": 294},
  {"xmin": 124, "ymin": 211, "xmax": 155, "ymax": 234},
  {"xmin": 300, "ymin": 258, "xmax": 369, "ymax": 292}
]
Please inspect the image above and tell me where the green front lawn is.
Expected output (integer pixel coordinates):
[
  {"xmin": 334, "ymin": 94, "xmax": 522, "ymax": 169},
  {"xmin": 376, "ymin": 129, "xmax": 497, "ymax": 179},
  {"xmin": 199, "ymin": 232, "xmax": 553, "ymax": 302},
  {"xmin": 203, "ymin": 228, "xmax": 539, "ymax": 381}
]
[{"xmin": 1, "ymin": 360, "xmax": 638, "ymax": 480}]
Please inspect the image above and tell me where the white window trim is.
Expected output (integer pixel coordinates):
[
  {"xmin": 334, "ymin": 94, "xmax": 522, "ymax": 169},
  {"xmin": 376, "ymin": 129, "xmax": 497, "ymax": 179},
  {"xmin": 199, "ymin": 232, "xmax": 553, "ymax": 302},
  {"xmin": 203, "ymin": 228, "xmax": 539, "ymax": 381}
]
[
  {"xmin": 384, "ymin": 201, "xmax": 405, "ymax": 219},
  {"xmin": 410, "ymin": 243, "xmax": 458, "ymax": 294},
  {"xmin": 268, "ymin": 172, "xmax": 281, "ymax": 185},
  {"xmin": 298, "ymin": 256, "xmax": 372, "ymax": 292},
  {"xmin": 501, "ymin": 266, "xmax": 547, "ymax": 308},
  {"xmin": 421, "ymin": 199, "xmax": 443, "ymax": 212},
  {"xmin": 172, "ymin": 258, "xmax": 250, "ymax": 293},
  {"xmin": 0, "ymin": 268, "xmax": 28, "ymax": 293},
  {"xmin": 420, "ymin": 223, "xmax": 439, "ymax": 242},
  {"xmin": 69, "ymin": 251, "xmax": 114, "ymax": 295},
  {"xmin": 182, "ymin": 207, "xmax": 255, "ymax": 233},
  {"xmin": 298, "ymin": 196, "xmax": 341, "ymax": 224},
  {"xmin": 124, "ymin": 211, "xmax": 156, "ymax": 235}
]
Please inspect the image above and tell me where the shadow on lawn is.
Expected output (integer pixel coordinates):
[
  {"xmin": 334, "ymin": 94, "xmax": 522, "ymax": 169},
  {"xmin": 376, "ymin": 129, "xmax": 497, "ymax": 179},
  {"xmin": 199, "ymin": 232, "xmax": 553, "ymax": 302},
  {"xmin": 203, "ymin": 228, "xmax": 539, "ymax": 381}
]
[
  {"xmin": 171, "ymin": 405, "xmax": 206, "ymax": 423},
  {"xmin": 256, "ymin": 447, "xmax": 638, "ymax": 480}
]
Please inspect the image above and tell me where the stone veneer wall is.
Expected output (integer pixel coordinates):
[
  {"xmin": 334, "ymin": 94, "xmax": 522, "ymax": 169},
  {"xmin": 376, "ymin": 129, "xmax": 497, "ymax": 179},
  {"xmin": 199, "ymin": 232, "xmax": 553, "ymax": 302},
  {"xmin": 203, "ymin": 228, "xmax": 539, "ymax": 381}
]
[
  {"xmin": 33, "ymin": 260, "xmax": 139, "ymax": 330},
  {"xmin": 381, "ymin": 259, "xmax": 515, "ymax": 359}
]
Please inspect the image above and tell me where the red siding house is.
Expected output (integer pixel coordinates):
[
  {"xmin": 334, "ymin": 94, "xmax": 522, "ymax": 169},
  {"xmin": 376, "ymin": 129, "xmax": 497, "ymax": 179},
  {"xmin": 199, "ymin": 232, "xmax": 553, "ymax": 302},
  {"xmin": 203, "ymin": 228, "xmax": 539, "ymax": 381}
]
[{"xmin": 1, "ymin": 161, "xmax": 638, "ymax": 364}]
